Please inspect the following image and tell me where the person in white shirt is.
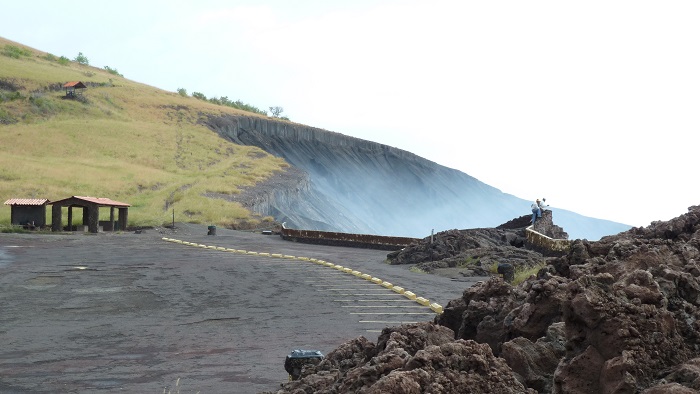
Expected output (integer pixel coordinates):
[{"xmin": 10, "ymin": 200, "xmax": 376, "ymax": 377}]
[{"xmin": 531, "ymin": 199, "xmax": 541, "ymax": 224}]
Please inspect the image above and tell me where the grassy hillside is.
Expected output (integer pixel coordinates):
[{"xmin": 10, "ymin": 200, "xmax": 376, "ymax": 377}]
[{"xmin": 0, "ymin": 37, "xmax": 289, "ymax": 229}]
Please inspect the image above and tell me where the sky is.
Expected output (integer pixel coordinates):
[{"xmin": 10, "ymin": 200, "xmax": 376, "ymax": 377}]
[{"xmin": 2, "ymin": 1, "xmax": 698, "ymax": 228}]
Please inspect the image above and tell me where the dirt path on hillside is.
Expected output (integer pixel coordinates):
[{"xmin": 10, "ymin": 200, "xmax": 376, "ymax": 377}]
[{"xmin": 0, "ymin": 225, "xmax": 486, "ymax": 394}]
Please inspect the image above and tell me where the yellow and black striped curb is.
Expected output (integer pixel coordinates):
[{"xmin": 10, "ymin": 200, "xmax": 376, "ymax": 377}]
[{"xmin": 161, "ymin": 237, "xmax": 443, "ymax": 314}]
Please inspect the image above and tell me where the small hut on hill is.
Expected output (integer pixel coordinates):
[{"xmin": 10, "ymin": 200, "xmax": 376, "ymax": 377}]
[{"xmin": 63, "ymin": 81, "xmax": 86, "ymax": 98}]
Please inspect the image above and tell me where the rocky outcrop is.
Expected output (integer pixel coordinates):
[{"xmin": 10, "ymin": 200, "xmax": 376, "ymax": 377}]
[
  {"xmin": 266, "ymin": 205, "xmax": 700, "ymax": 393},
  {"xmin": 385, "ymin": 212, "xmax": 565, "ymax": 277},
  {"xmin": 203, "ymin": 114, "xmax": 631, "ymax": 240},
  {"xmin": 264, "ymin": 322, "xmax": 536, "ymax": 394}
]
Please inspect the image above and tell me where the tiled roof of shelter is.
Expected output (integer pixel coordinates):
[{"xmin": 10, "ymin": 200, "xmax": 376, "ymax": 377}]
[
  {"xmin": 3, "ymin": 198, "xmax": 50, "ymax": 206},
  {"xmin": 63, "ymin": 81, "xmax": 86, "ymax": 88},
  {"xmin": 51, "ymin": 196, "xmax": 131, "ymax": 207}
]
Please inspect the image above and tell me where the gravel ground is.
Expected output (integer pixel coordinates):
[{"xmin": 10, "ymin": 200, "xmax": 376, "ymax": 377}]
[{"xmin": 0, "ymin": 224, "xmax": 486, "ymax": 394}]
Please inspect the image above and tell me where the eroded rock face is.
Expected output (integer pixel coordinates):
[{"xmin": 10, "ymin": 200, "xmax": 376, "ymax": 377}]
[{"xmin": 267, "ymin": 205, "xmax": 700, "ymax": 393}]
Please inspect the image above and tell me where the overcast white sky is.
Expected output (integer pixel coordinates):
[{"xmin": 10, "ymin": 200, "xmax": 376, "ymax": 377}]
[{"xmin": 2, "ymin": 1, "xmax": 698, "ymax": 227}]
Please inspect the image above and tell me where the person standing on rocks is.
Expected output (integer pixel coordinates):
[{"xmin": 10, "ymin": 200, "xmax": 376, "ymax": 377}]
[
  {"xmin": 531, "ymin": 199, "xmax": 542, "ymax": 224},
  {"xmin": 538, "ymin": 198, "xmax": 549, "ymax": 213}
]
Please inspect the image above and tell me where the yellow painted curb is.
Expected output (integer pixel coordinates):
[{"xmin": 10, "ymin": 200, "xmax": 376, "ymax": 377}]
[
  {"xmin": 160, "ymin": 238, "xmax": 440, "ymax": 314},
  {"xmin": 392, "ymin": 286, "xmax": 405, "ymax": 294},
  {"xmin": 416, "ymin": 297, "xmax": 430, "ymax": 306}
]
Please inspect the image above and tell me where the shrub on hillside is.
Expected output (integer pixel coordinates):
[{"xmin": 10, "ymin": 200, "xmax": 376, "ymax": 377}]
[
  {"xmin": 2, "ymin": 45, "xmax": 32, "ymax": 59},
  {"xmin": 104, "ymin": 66, "xmax": 123, "ymax": 77}
]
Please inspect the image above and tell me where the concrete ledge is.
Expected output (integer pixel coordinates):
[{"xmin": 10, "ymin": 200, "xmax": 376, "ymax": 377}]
[{"xmin": 525, "ymin": 226, "xmax": 571, "ymax": 252}]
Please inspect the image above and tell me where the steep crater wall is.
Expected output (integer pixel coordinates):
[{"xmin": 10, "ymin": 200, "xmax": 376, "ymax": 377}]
[{"xmin": 204, "ymin": 115, "xmax": 631, "ymax": 240}]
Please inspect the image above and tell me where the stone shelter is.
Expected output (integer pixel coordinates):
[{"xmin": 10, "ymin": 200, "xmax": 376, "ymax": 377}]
[
  {"xmin": 50, "ymin": 196, "xmax": 130, "ymax": 233},
  {"xmin": 3, "ymin": 198, "xmax": 50, "ymax": 229}
]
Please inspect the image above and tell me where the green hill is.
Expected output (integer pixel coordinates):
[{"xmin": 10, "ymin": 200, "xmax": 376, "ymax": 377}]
[{"xmin": 0, "ymin": 37, "xmax": 289, "ymax": 229}]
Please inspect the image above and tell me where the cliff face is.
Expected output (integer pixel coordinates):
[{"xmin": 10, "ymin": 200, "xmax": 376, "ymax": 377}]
[{"xmin": 205, "ymin": 115, "xmax": 630, "ymax": 240}]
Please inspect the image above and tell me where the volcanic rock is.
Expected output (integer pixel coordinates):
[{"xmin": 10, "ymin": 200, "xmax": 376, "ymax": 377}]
[{"xmin": 268, "ymin": 205, "xmax": 700, "ymax": 393}]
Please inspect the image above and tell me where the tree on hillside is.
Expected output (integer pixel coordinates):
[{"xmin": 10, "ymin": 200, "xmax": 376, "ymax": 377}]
[
  {"xmin": 74, "ymin": 52, "xmax": 89, "ymax": 65},
  {"xmin": 269, "ymin": 106, "xmax": 284, "ymax": 118}
]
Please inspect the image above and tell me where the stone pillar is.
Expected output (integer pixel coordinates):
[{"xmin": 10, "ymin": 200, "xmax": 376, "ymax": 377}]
[
  {"xmin": 87, "ymin": 205, "xmax": 99, "ymax": 233},
  {"xmin": 118, "ymin": 208, "xmax": 128, "ymax": 231},
  {"xmin": 67, "ymin": 207, "xmax": 73, "ymax": 231},
  {"xmin": 51, "ymin": 205, "xmax": 62, "ymax": 232},
  {"xmin": 110, "ymin": 207, "xmax": 115, "ymax": 231}
]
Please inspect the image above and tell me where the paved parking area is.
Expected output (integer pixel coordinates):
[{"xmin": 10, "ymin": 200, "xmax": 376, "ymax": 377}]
[{"xmin": 0, "ymin": 225, "xmax": 484, "ymax": 393}]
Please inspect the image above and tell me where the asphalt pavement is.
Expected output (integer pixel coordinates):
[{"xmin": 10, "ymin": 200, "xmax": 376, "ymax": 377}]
[{"xmin": 0, "ymin": 224, "xmax": 485, "ymax": 394}]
